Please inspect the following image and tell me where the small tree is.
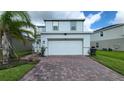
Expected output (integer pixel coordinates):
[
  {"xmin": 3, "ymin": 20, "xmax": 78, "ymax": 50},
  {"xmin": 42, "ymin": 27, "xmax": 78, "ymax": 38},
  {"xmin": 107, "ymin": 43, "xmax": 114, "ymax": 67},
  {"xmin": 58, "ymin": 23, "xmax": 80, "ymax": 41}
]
[{"xmin": 0, "ymin": 11, "xmax": 36, "ymax": 64}]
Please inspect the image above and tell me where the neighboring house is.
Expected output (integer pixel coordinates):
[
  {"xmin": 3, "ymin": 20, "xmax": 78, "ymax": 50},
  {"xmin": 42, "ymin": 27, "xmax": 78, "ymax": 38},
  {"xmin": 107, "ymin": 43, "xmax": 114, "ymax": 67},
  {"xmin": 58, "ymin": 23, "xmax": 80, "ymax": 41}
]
[
  {"xmin": 12, "ymin": 37, "xmax": 33, "ymax": 52},
  {"xmin": 0, "ymin": 36, "xmax": 33, "ymax": 52},
  {"xmin": 91, "ymin": 24, "xmax": 124, "ymax": 51},
  {"xmin": 33, "ymin": 19, "xmax": 91, "ymax": 56}
]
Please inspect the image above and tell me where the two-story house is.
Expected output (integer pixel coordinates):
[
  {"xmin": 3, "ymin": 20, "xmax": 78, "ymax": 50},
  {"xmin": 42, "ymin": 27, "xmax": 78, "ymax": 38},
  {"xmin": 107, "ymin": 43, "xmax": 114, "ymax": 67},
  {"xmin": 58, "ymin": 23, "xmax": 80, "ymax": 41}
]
[
  {"xmin": 91, "ymin": 23, "xmax": 124, "ymax": 51},
  {"xmin": 33, "ymin": 19, "xmax": 91, "ymax": 56}
]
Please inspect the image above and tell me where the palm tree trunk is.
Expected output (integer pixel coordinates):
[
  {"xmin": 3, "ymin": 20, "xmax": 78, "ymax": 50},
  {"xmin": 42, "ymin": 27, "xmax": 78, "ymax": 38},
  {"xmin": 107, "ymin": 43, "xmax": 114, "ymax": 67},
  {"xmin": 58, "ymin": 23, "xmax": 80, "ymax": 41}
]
[{"xmin": 2, "ymin": 32, "xmax": 10, "ymax": 64}]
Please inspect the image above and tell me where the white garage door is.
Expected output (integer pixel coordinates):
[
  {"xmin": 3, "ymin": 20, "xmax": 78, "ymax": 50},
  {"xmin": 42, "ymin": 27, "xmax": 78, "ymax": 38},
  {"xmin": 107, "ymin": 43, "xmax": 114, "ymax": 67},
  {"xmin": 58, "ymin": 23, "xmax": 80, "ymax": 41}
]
[{"xmin": 48, "ymin": 39, "xmax": 83, "ymax": 55}]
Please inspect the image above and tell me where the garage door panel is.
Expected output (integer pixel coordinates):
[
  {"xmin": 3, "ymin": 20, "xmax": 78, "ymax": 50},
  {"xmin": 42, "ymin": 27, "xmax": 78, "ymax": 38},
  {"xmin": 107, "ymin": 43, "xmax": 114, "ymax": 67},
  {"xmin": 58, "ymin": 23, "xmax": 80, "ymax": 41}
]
[{"xmin": 48, "ymin": 40, "xmax": 83, "ymax": 55}]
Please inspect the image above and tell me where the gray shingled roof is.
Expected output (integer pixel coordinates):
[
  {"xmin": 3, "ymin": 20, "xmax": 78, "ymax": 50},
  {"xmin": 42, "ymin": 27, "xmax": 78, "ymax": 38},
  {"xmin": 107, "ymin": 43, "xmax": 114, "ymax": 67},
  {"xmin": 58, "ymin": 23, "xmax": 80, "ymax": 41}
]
[{"xmin": 94, "ymin": 23, "xmax": 124, "ymax": 33}]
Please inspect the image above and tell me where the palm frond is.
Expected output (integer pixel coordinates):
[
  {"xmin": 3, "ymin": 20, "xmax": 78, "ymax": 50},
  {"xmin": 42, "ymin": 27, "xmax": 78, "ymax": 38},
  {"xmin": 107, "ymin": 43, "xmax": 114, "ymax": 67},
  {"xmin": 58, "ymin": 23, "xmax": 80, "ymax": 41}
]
[{"xmin": 18, "ymin": 29, "xmax": 34, "ymax": 37}]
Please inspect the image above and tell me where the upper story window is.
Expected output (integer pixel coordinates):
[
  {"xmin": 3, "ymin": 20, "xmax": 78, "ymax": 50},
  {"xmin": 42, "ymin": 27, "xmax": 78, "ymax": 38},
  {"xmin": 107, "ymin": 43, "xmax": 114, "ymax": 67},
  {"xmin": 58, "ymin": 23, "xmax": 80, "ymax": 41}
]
[
  {"xmin": 53, "ymin": 21, "xmax": 59, "ymax": 31},
  {"xmin": 70, "ymin": 21, "xmax": 77, "ymax": 31},
  {"xmin": 100, "ymin": 31, "xmax": 103, "ymax": 37}
]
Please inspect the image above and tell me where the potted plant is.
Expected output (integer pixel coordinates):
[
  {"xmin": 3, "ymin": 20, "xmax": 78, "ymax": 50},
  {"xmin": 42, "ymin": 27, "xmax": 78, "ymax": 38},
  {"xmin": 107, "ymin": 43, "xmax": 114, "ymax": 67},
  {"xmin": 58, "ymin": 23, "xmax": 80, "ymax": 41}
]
[{"xmin": 41, "ymin": 46, "xmax": 47, "ymax": 57}]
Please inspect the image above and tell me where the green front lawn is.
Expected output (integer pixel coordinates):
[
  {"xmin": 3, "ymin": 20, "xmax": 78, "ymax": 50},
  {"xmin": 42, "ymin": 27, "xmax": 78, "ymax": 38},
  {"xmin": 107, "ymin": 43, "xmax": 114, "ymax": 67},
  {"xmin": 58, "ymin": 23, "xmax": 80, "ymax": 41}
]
[
  {"xmin": 0, "ymin": 63, "xmax": 35, "ymax": 81},
  {"xmin": 92, "ymin": 50, "xmax": 124, "ymax": 75},
  {"xmin": 96, "ymin": 50, "xmax": 124, "ymax": 60},
  {"xmin": 0, "ymin": 50, "xmax": 34, "ymax": 81}
]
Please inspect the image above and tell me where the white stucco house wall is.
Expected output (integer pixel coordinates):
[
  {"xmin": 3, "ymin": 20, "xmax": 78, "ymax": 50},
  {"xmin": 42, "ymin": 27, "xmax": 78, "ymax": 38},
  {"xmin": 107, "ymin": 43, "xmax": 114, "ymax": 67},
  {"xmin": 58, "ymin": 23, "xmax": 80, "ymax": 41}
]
[
  {"xmin": 33, "ymin": 19, "xmax": 92, "ymax": 56},
  {"xmin": 91, "ymin": 23, "xmax": 124, "ymax": 51}
]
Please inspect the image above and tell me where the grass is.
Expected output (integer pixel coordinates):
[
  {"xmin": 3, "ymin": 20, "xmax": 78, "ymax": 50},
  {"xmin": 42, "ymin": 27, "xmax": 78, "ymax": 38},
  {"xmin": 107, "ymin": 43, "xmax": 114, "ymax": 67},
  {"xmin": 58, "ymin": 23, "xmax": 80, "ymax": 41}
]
[
  {"xmin": 0, "ymin": 63, "xmax": 35, "ymax": 81},
  {"xmin": 96, "ymin": 50, "xmax": 124, "ymax": 60},
  {"xmin": 92, "ymin": 50, "xmax": 124, "ymax": 75},
  {"xmin": 0, "ymin": 50, "xmax": 35, "ymax": 81}
]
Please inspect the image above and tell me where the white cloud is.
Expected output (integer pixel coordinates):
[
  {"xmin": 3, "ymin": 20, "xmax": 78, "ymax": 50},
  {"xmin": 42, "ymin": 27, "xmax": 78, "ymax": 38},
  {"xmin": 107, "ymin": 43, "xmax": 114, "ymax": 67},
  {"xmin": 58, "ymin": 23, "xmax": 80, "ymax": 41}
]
[
  {"xmin": 28, "ymin": 11, "xmax": 85, "ymax": 26},
  {"xmin": 84, "ymin": 11, "xmax": 103, "ymax": 32},
  {"xmin": 111, "ymin": 11, "xmax": 124, "ymax": 24}
]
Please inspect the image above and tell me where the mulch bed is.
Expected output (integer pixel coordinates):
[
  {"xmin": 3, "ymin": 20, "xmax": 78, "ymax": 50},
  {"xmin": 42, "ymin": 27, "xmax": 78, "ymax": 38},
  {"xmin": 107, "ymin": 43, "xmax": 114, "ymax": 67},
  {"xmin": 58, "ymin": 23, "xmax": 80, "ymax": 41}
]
[{"xmin": 20, "ymin": 53, "xmax": 40, "ymax": 62}]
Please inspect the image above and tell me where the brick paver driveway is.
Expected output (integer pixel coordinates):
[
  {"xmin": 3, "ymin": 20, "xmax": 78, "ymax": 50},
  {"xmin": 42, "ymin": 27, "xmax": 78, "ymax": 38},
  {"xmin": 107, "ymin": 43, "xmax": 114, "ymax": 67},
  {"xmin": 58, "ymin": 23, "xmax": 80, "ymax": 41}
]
[{"xmin": 21, "ymin": 56, "xmax": 124, "ymax": 81}]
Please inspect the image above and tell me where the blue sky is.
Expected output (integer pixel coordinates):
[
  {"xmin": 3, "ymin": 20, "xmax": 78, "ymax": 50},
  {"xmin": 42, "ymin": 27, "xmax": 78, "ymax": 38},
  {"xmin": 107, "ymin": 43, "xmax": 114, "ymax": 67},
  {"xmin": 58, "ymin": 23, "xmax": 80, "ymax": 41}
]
[{"xmin": 83, "ymin": 11, "xmax": 117, "ymax": 30}]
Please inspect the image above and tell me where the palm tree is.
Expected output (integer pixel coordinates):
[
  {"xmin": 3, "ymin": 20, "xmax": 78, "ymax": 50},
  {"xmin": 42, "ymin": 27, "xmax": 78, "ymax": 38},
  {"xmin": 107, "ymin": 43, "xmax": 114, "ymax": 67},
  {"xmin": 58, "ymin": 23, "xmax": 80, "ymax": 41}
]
[{"xmin": 0, "ymin": 11, "xmax": 36, "ymax": 64}]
